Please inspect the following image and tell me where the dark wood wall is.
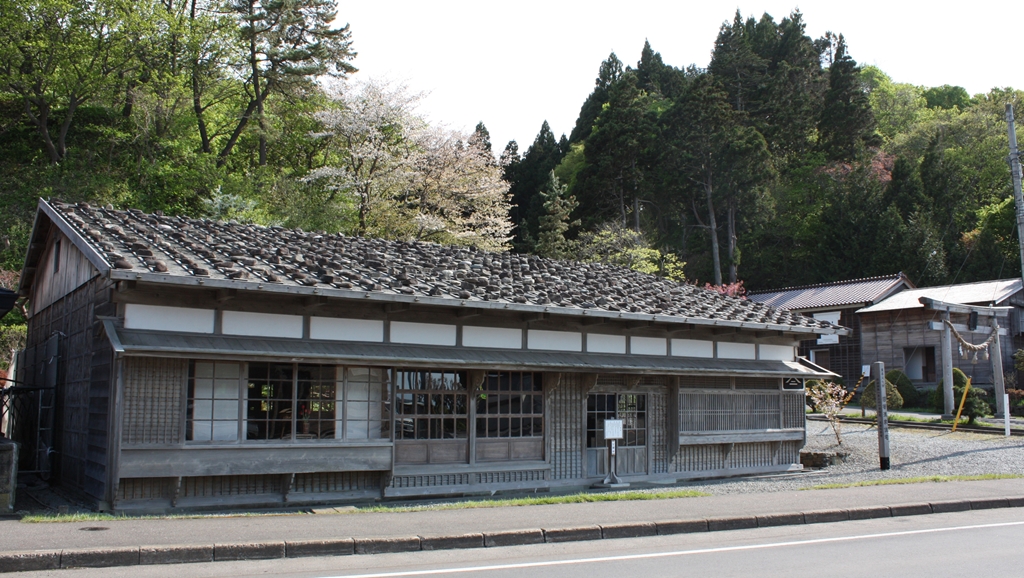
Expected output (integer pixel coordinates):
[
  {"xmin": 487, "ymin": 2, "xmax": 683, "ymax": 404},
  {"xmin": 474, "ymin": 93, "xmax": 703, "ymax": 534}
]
[{"xmin": 25, "ymin": 240, "xmax": 114, "ymax": 503}]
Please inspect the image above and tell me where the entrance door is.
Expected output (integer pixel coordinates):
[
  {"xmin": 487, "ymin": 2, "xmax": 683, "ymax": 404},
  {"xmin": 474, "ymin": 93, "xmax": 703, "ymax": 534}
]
[
  {"xmin": 585, "ymin": 393, "xmax": 647, "ymax": 477},
  {"xmin": 393, "ymin": 370, "xmax": 469, "ymax": 464}
]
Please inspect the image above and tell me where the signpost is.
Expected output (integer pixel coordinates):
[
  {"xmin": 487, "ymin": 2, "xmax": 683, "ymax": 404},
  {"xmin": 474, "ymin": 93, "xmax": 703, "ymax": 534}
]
[
  {"xmin": 872, "ymin": 362, "xmax": 890, "ymax": 470},
  {"xmin": 594, "ymin": 418, "xmax": 628, "ymax": 488}
]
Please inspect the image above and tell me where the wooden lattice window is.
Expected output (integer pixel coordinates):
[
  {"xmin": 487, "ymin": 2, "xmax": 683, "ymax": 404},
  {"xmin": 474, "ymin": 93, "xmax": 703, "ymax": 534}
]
[
  {"xmin": 393, "ymin": 369, "xmax": 467, "ymax": 440},
  {"xmin": 475, "ymin": 371, "xmax": 543, "ymax": 438},
  {"xmin": 586, "ymin": 393, "xmax": 646, "ymax": 448},
  {"xmin": 338, "ymin": 367, "xmax": 389, "ymax": 440}
]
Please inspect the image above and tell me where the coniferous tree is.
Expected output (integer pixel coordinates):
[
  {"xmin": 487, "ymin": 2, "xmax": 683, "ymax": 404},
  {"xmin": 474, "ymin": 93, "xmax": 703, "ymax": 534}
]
[
  {"xmin": 818, "ymin": 35, "xmax": 876, "ymax": 161},
  {"xmin": 568, "ymin": 53, "xmax": 623, "ymax": 144},
  {"xmin": 535, "ymin": 171, "xmax": 579, "ymax": 259},
  {"xmin": 505, "ymin": 121, "xmax": 565, "ymax": 250}
]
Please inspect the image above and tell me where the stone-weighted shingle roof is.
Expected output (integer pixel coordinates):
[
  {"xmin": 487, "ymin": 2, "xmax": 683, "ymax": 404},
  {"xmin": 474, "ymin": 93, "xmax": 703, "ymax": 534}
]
[{"xmin": 38, "ymin": 200, "xmax": 839, "ymax": 333}]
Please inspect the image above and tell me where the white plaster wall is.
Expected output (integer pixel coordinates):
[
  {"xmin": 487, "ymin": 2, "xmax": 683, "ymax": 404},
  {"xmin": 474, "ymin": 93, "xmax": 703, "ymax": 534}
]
[
  {"xmin": 222, "ymin": 311, "xmax": 303, "ymax": 339},
  {"xmin": 390, "ymin": 321, "xmax": 457, "ymax": 346},
  {"xmin": 463, "ymin": 326, "xmax": 522, "ymax": 349},
  {"xmin": 309, "ymin": 317, "xmax": 384, "ymax": 342},
  {"xmin": 717, "ymin": 341, "xmax": 757, "ymax": 360},
  {"xmin": 587, "ymin": 333, "xmax": 626, "ymax": 354},
  {"xmin": 671, "ymin": 339, "xmax": 714, "ymax": 358},
  {"xmin": 759, "ymin": 344, "xmax": 796, "ymax": 361},
  {"xmin": 527, "ymin": 330, "xmax": 582, "ymax": 352},
  {"xmin": 631, "ymin": 336, "xmax": 667, "ymax": 356},
  {"xmin": 124, "ymin": 304, "xmax": 215, "ymax": 334}
]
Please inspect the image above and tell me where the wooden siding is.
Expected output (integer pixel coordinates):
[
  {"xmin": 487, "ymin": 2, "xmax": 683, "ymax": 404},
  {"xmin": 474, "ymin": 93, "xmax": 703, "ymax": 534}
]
[
  {"xmin": 25, "ymin": 275, "xmax": 113, "ymax": 503},
  {"xmin": 122, "ymin": 358, "xmax": 186, "ymax": 445},
  {"xmin": 671, "ymin": 441, "xmax": 801, "ymax": 472},
  {"xmin": 797, "ymin": 308, "xmax": 862, "ymax": 384},
  {"xmin": 118, "ymin": 444, "xmax": 393, "ymax": 478},
  {"xmin": 29, "ymin": 231, "xmax": 98, "ymax": 317},
  {"xmin": 547, "ymin": 373, "xmax": 585, "ymax": 480},
  {"xmin": 860, "ymin": 309, "xmax": 1015, "ymax": 386}
]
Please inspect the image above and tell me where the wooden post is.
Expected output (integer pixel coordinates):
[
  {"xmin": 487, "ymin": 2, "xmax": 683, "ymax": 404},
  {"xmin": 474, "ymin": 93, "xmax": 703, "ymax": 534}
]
[
  {"xmin": 872, "ymin": 361, "xmax": 890, "ymax": 470},
  {"xmin": 940, "ymin": 312, "xmax": 955, "ymax": 418},
  {"xmin": 990, "ymin": 317, "xmax": 1007, "ymax": 418}
]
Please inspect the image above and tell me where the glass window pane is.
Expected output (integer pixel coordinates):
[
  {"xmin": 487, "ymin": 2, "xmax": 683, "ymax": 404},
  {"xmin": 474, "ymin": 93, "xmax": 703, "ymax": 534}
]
[
  {"xmin": 192, "ymin": 420, "xmax": 212, "ymax": 441},
  {"xmin": 194, "ymin": 362, "xmax": 215, "ymax": 379},
  {"xmin": 212, "ymin": 421, "xmax": 237, "ymax": 441}
]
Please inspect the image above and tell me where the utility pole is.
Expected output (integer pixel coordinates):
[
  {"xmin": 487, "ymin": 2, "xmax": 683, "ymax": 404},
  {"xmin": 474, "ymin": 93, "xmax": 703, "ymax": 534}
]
[{"xmin": 1005, "ymin": 104, "xmax": 1024, "ymax": 277}]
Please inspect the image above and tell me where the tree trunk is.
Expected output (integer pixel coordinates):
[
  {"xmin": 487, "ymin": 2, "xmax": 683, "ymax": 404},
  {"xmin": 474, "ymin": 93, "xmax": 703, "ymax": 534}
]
[
  {"xmin": 633, "ymin": 195, "xmax": 640, "ymax": 232},
  {"xmin": 190, "ymin": 0, "xmax": 212, "ymax": 154},
  {"xmin": 24, "ymin": 99, "xmax": 61, "ymax": 164},
  {"xmin": 727, "ymin": 203, "xmax": 738, "ymax": 283},
  {"xmin": 704, "ymin": 178, "xmax": 722, "ymax": 286}
]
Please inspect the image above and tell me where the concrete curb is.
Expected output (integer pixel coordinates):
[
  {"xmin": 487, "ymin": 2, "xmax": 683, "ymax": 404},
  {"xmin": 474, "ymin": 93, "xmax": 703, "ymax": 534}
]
[{"xmin": 3, "ymin": 495, "xmax": 1022, "ymax": 573}]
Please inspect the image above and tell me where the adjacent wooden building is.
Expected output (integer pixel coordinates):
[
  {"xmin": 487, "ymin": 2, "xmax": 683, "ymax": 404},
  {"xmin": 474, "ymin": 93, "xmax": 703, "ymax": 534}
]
[
  {"xmin": 14, "ymin": 200, "xmax": 841, "ymax": 512},
  {"xmin": 748, "ymin": 274, "xmax": 913, "ymax": 384},
  {"xmin": 857, "ymin": 279, "xmax": 1024, "ymax": 387}
]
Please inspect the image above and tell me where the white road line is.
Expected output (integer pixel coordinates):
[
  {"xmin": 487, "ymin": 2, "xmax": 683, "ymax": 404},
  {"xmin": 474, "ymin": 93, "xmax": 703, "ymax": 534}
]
[{"xmin": 322, "ymin": 520, "xmax": 1024, "ymax": 578}]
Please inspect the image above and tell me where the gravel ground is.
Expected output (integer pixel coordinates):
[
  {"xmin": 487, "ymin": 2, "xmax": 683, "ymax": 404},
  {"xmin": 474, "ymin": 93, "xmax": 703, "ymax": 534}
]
[{"xmin": 674, "ymin": 420, "xmax": 1024, "ymax": 495}]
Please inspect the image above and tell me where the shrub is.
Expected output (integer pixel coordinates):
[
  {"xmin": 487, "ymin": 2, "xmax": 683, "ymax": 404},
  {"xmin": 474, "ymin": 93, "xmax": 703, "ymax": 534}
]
[
  {"xmin": 861, "ymin": 379, "xmax": 904, "ymax": 410},
  {"xmin": 929, "ymin": 370, "xmax": 992, "ymax": 423},
  {"xmin": 886, "ymin": 369, "xmax": 919, "ymax": 407},
  {"xmin": 928, "ymin": 368, "xmax": 969, "ymax": 410}
]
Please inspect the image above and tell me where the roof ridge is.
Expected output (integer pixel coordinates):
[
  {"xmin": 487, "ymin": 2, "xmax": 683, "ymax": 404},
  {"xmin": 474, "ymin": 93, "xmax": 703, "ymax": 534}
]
[{"xmin": 746, "ymin": 273, "xmax": 906, "ymax": 295}]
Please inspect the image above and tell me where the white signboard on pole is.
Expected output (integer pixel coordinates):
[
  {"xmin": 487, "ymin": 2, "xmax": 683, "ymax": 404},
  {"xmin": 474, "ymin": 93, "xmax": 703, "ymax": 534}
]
[{"xmin": 603, "ymin": 419, "xmax": 623, "ymax": 440}]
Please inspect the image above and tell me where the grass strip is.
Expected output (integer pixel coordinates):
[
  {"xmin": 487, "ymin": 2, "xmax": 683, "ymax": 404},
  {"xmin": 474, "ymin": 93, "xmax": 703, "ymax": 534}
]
[
  {"xmin": 355, "ymin": 489, "xmax": 709, "ymax": 513},
  {"xmin": 21, "ymin": 489, "xmax": 708, "ymax": 522},
  {"xmin": 802, "ymin": 473, "xmax": 1022, "ymax": 490}
]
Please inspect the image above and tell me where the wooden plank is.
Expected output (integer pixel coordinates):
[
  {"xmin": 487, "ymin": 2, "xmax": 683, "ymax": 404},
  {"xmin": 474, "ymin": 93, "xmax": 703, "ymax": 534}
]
[
  {"xmin": 678, "ymin": 430, "xmax": 804, "ymax": 445},
  {"xmin": 919, "ymin": 297, "xmax": 1012, "ymax": 316},
  {"xmin": 927, "ymin": 321, "xmax": 1007, "ymax": 335},
  {"xmin": 119, "ymin": 445, "xmax": 393, "ymax": 477}
]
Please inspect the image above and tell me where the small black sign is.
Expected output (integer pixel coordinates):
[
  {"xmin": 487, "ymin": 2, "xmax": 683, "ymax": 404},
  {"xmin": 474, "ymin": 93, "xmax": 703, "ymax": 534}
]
[{"xmin": 783, "ymin": 377, "xmax": 803, "ymax": 390}]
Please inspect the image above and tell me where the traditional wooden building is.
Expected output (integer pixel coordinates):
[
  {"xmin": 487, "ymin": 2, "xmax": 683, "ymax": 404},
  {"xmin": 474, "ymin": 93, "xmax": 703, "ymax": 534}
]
[
  {"xmin": 15, "ymin": 200, "xmax": 841, "ymax": 512},
  {"xmin": 858, "ymin": 279, "xmax": 1024, "ymax": 387},
  {"xmin": 748, "ymin": 274, "xmax": 913, "ymax": 384}
]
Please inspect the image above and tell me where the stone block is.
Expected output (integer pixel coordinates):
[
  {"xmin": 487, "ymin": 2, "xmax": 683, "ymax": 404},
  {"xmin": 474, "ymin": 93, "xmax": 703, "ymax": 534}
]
[
  {"xmin": 353, "ymin": 536, "xmax": 421, "ymax": 555},
  {"xmin": 929, "ymin": 500, "xmax": 971, "ymax": 514},
  {"xmin": 483, "ymin": 529, "xmax": 544, "ymax": 547},
  {"xmin": 707, "ymin": 516, "xmax": 757, "ymax": 532},
  {"xmin": 286, "ymin": 539, "xmax": 354, "ymax": 558},
  {"xmin": 848, "ymin": 506, "xmax": 892, "ymax": 520},
  {"xmin": 656, "ymin": 519, "xmax": 708, "ymax": 535},
  {"xmin": 140, "ymin": 544, "xmax": 213, "ymax": 565},
  {"xmin": 544, "ymin": 525, "xmax": 603, "ymax": 543},
  {"xmin": 0, "ymin": 550, "xmax": 60, "ymax": 573},
  {"xmin": 419, "ymin": 533, "xmax": 484, "ymax": 551},
  {"xmin": 803, "ymin": 510, "xmax": 850, "ymax": 524},
  {"xmin": 970, "ymin": 498, "xmax": 1010, "ymax": 510},
  {"xmin": 600, "ymin": 522, "xmax": 657, "ymax": 539},
  {"xmin": 61, "ymin": 547, "xmax": 140, "ymax": 568},
  {"xmin": 213, "ymin": 542, "xmax": 285, "ymax": 561},
  {"xmin": 756, "ymin": 513, "xmax": 804, "ymax": 527},
  {"xmin": 890, "ymin": 503, "xmax": 932, "ymax": 517}
]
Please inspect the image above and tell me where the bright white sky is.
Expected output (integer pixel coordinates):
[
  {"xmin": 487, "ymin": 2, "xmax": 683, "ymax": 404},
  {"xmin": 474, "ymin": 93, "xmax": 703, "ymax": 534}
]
[{"xmin": 341, "ymin": 1, "xmax": 1019, "ymax": 153}]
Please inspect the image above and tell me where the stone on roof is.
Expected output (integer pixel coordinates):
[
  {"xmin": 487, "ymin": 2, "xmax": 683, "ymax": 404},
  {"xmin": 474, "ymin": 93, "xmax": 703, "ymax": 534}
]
[{"xmin": 42, "ymin": 200, "xmax": 836, "ymax": 331}]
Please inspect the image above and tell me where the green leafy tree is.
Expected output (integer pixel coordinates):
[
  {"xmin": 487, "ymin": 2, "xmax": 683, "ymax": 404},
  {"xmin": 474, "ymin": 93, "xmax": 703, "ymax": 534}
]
[
  {"xmin": 0, "ymin": 0, "xmax": 135, "ymax": 163},
  {"xmin": 576, "ymin": 222, "xmax": 685, "ymax": 281}
]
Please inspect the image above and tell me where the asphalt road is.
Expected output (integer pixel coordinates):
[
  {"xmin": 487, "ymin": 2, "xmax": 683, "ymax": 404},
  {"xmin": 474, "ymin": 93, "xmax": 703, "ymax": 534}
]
[{"xmin": 16, "ymin": 508, "xmax": 1024, "ymax": 577}]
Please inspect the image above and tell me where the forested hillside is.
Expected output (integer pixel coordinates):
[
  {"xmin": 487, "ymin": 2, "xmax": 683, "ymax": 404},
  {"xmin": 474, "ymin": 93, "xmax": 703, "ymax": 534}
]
[
  {"xmin": 2, "ymin": 3, "xmax": 1022, "ymax": 295},
  {"xmin": 506, "ymin": 12, "xmax": 1024, "ymax": 290}
]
